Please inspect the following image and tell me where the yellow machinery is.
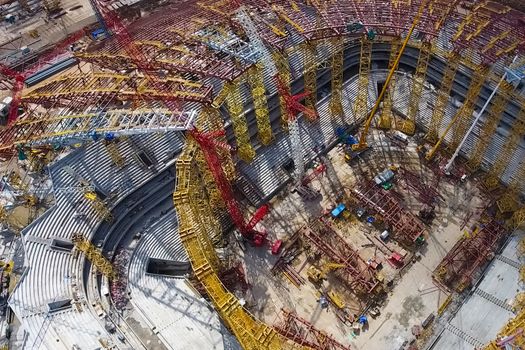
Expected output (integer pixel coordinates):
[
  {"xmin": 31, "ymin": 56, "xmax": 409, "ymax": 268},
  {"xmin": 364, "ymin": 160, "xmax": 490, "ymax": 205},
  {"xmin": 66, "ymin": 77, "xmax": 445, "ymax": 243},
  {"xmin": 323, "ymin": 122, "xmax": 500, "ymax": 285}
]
[
  {"xmin": 72, "ymin": 233, "xmax": 117, "ymax": 280},
  {"xmin": 352, "ymin": 0, "xmax": 429, "ymax": 152},
  {"xmin": 327, "ymin": 290, "xmax": 345, "ymax": 309},
  {"xmin": 307, "ymin": 263, "xmax": 346, "ymax": 283}
]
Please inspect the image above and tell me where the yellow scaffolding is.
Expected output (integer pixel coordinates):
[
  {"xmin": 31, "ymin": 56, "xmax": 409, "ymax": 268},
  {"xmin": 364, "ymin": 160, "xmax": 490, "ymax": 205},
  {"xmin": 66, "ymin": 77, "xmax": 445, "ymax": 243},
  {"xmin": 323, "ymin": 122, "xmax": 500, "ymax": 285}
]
[
  {"xmin": 378, "ymin": 38, "xmax": 401, "ymax": 130},
  {"xmin": 329, "ymin": 37, "xmax": 344, "ymax": 118},
  {"xmin": 205, "ymin": 108, "xmax": 237, "ymax": 181},
  {"xmin": 449, "ymin": 66, "xmax": 489, "ymax": 150},
  {"xmin": 72, "ymin": 233, "xmax": 117, "ymax": 279},
  {"xmin": 426, "ymin": 65, "xmax": 489, "ymax": 159},
  {"xmin": 247, "ymin": 65, "xmax": 273, "ymax": 145},
  {"xmin": 402, "ymin": 41, "xmax": 431, "ymax": 135},
  {"xmin": 303, "ymin": 42, "xmax": 318, "ymax": 111},
  {"xmin": 225, "ymin": 82, "xmax": 255, "ymax": 163},
  {"xmin": 272, "ymin": 51, "xmax": 292, "ymax": 130},
  {"xmin": 483, "ymin": 109, "xmax": 525, "ymax": 190},
  {"xmin": 104, "ymin": 141, "xmax": 125, "ymax": 169},
  {"xmin": 173, "ymin": 146, "xmax": 311, "ymax": 350},
  {"xmin": 466, "ymin": 82, "xmax": 513, "ymax": 171},
  {"xmin": 84, "ymin": 191, "xmax": 113, "ymax": 222},
  {"xmin": 426, "ymin": 52, "xmax": 460, "ymax": 143},
  {"xmin": 353, "ymin": 38, "xmax": 372, "ymax": 124}
]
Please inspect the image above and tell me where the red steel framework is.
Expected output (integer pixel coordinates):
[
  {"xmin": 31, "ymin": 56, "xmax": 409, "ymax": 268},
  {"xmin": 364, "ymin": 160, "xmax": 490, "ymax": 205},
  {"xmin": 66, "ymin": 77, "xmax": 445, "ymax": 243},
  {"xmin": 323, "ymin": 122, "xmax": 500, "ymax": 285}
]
[
  {"xmin": 273, "ymin": 308, "xmax": 351, "ymax": 350},
  {"xmin": 352, "ymin": 181, "xmax": 426, "ymax": 245},
  {"xmin": 397, "ymin": 167, "xmax": 444, "ymax": 206},
  {"xmin": 0, "ymin": 28, "xmax": 86, "ymax": 124},
  {"xmin": 299, "ymin": 219, "xmax": 379, "ymax": 295},
  {"xmin": 434, "ymin": 218, "xmax": 507, "ymax": 292},
  {"xmin": 91, "ymin": 1, "xmax": 270, "ymax": 244}
]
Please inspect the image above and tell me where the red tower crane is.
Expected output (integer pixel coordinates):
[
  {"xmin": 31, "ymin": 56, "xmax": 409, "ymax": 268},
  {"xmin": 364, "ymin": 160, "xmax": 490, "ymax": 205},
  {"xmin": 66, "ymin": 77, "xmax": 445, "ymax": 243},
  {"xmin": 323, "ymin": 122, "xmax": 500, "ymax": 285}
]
[{"xmin": 90, "ymin": 1, "xmax": 270, "ymax": 245}]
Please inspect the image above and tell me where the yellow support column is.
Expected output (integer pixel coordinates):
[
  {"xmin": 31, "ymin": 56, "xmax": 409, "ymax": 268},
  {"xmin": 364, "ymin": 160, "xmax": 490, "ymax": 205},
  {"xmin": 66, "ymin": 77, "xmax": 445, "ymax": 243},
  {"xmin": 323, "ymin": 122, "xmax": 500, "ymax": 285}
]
[
  {"xmin": 402, "ymin": 41, "xmax": 432, "ymax": 135},
  {"xmin": 303, "ymin": 42, "xmax": 318, "ymax": 112},
  {"xmin": 329, "ymin": 37, "xmax": 344, "ymax": 119},
  {"xmin": 483, "ymin": 110, "xmax": 525, "ymax": 190},
  {"xmin": 378, "ymin": 38, "xmax": 400, "ymax": 130},
  {"xmin": 202, "ymin": 107, "xmax": 237, "ymax": 181},
  {"xmin": 247, "ymin": 64, "xmax": 273, "ymax": 145},
  {"xmin": 353, "ymin": 37, "xmax": 372, "ymax": 123},
  {"xmin": 103, "ymin": 140, "xmax": 125, "ymax": 168},
  {"xmin": 173, "ymin": 148, "xmax": 311, "ymax": 350},
  {"xmin": 466, "ymin": 82, "xmax": 512, "ymax": 171},
  {"xmin": 449, "ymin": 66, "xmax": 489, "ymax": 150},
  {"xmin": 226, "ymin": 81, "xmax": 255, "ymax": 163},
  {"xmin": 426, "ymin": 52, "xmax": 460, "ymax": 142},
  {"xmin": 272, "ymin": 51, "xmax": 292, "ymax": 130}
]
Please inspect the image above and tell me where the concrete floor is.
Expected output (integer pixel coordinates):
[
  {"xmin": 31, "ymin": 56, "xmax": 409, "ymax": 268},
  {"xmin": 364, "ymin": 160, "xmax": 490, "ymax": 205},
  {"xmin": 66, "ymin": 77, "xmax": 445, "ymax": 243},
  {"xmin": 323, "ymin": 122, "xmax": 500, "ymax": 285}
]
[
  {"xmin": 430, "ymin": 232, "xmax": 525, "ymax": 350},
  {"xmin": 233, "ymin": 128, "xmax": 488, "ymax": 349}
]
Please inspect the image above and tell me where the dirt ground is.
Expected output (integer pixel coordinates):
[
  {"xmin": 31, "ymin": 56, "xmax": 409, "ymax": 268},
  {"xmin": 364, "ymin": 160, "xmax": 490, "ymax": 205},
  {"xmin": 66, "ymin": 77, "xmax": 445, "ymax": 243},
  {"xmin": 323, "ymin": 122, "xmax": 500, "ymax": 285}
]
[{"xmin": 233, "ymin": 129, "xmax": 486, "ymax": 349}]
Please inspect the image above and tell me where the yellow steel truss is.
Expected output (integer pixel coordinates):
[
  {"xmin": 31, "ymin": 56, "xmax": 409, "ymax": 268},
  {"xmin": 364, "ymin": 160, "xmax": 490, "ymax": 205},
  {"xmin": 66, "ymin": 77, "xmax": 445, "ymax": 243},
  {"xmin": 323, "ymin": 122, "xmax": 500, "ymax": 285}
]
[
  {"xmin": 204, "ymin": 107, "xmax": 237, "ymax": 181},
  {"xmin": 104, "ymin": 141, "xmax": 125, "ymax": 169},
  {"xmin": 84, "ymin": 191, "xmax": 113, "ymax": 222},
  {"xmin": 225, "ymin": 81, "xmax": 255, "ymax": 163},
  {"xmin": 303, "ymin": 42, "xmax": 318, "ymax": 111},
  {"xmin": 426, "ymin": 65, "xmax": 488, "ymax": 160},
  {"xmin": 173, "ymin": 146, "xmax": 311, "ymax": 350},
  {"xmin": 449, "ymin": 66, "xmax": 489, "ymax": 150},
  {"xmin": 72, "ymin": 233, "xmax": 117, "ymax": 279},
  {"xmin": 23, "ymin": 72, "xmax": 211, "ymax": 104},
  {"xmin": 272, "ymin": 51, "xmax": 292, "ymax": 130},
  {"xmin": 466, "ymin": 82, "xmax": 513, "ymax": 171},
  {"xmin": 483, "ymin": 109, "xmax": 525, "ymax": 190},
  {"xmin": 378, "ymin": 38, "xmax": 400, "ymax": 130},
  {"xmin": 329, "ymin": 37, "xmax": 344, "ymax": 118},
  {"xmin": 353, "ymin": 38, "xmax": 372, "ymax": 123},
  {"xmin": 403, "ymin": 41, "xmax": 431, "ymax": 135},
  {"xmin": 193, "ymin": 109, "xmax": 224, "ymax": 209},
  {"xmin": 426, "ymin": 52, "xmax": 460, "ymax": 143},
  {"xmin": 247, "ymin": 65, "xmax": 273, "ymax": 145}
]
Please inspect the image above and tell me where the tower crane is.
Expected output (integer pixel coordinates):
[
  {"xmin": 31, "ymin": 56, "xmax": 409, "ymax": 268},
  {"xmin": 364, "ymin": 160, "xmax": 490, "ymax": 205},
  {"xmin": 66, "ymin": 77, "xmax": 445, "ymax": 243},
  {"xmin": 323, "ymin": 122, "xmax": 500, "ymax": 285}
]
[
  {"xmin": 275, "ymin": 77, "xmax": 319, "ymax": 198},
  {"xmin": 352, "ymin": 0, "xmax": 429, "ymax": 152},
  {"xmin": 86, "ymin": 1, "xmax": 273, "ymax": 243}
]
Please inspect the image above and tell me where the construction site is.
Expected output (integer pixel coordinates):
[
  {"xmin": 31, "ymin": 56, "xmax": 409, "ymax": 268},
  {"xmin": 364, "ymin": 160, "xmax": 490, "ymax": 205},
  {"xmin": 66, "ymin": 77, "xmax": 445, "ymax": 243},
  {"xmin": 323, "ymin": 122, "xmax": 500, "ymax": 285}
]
[{"xmin": 0, "ymin": 0, "xmax": 525, "ymax": 349}]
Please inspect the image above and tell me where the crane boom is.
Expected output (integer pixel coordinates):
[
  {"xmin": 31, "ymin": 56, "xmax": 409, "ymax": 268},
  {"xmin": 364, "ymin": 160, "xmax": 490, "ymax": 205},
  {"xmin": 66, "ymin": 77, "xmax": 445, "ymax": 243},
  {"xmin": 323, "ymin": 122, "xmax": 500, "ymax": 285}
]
[{"xmin": 352, "ymin": 0, "xmax": 429, "ymax": 152}]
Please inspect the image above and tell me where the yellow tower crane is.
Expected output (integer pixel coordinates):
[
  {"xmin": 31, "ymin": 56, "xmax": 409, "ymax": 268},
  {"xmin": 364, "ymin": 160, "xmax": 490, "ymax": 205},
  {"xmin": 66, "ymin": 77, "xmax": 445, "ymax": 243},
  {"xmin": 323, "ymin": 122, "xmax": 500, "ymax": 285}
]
[{"xmin": 352, "ymin": 0, "xmax": 429, "ymax": 152}]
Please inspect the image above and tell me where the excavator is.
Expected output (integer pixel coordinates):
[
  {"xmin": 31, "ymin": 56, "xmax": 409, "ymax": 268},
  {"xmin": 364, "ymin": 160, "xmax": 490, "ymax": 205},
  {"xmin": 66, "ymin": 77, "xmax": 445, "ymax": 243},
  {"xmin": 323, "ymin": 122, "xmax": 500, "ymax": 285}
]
[{"xmin": 307, "ymin": 262, "xmax": 346, "ymax": 283}]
